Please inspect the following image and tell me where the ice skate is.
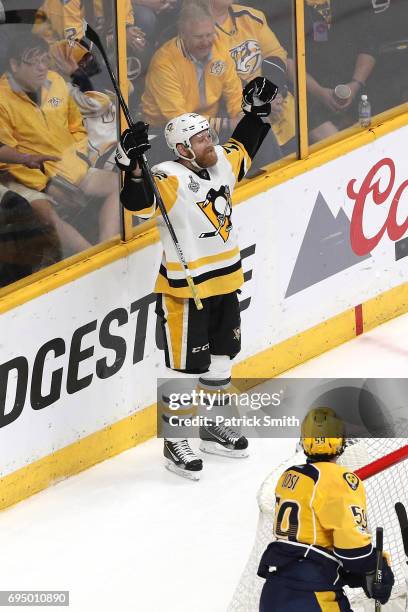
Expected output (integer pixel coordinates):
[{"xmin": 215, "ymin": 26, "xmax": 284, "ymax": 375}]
[
  {"xmin": 199, "ymin": 421, "xmax": 249, "ymax": 458},
  {"xmin": 164, "ymin": 439, "xmax": 203, "ymax": 481}
]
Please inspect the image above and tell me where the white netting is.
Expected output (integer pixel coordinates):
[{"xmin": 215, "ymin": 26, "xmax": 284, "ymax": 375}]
[{"xmin": 228, "ymin": 439, "xmax": 408, "ymax": 612}]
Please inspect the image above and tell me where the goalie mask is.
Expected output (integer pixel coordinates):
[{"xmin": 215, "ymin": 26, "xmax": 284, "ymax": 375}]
[
  {"xmin": 301, "ymin": 407, "xmax": 345, "ymax": 460},
  {"xmin": 164, "ymin": 113, "xmax": 219, "ymax": 165}
]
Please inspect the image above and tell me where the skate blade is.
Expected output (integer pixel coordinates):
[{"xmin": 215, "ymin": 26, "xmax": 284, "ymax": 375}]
[
  {"xmin": 199, "ymin": 441, "xmax": 249, "ymax": 458},
  {"xmin": 165, "ymin": 460, "xmax": 201, "ymax": 481}
]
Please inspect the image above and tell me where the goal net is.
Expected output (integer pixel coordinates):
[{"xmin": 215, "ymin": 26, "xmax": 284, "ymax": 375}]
[{"xmin": 228, "ymin": 439, "xmax": 408, "ymax": 612}]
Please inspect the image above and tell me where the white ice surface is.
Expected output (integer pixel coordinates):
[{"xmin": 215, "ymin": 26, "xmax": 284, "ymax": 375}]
[{"xmin": 2, "ymin": 311, "xmax": 408, "ymax": 611}]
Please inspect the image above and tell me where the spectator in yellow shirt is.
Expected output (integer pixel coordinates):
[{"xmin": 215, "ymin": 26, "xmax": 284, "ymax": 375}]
[
  {"xmin": 0, "ymin": 34, "xmax": 120, "ymax": 249},
  {"xmin": 141, "ymin": 0, "xmax": 243, "ymax": 163},
  {"xmin": 211, "ymin": 0, "xmax": 296, "ymax": 159},
  {"xmin": 34, "ymin": 0, "xmax": 140, "ymax": 49}
]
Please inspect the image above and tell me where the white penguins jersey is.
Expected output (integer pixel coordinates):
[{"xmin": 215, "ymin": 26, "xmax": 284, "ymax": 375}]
[{"xmin": 135, "ymin": 138, "xmax": 251, "ymax": 299}]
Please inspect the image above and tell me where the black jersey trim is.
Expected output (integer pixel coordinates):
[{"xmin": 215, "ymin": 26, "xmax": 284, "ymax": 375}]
[
  {"xmin": 286, "ymin": 463, "xmax": 320, "ymax": 484},
  {"xmin": 159, "ymin": 259, "xmax": 242, "ymax": 288},
  {"xmin": 232, "ymin": 8, "xmax": 264, "ymax": 26}
]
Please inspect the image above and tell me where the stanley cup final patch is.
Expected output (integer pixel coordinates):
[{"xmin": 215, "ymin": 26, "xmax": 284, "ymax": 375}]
[
  {"xmin": 343, "ymin": 472, "xmax": 360, "ymax": 491},
  {"xmin": 188, "ymin": 175, "xmax": 200, "ymax": 193}
]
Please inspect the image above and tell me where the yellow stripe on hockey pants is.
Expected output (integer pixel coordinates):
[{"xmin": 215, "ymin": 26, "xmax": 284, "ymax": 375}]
[
  {"xmin": 161, "ymin": 294, "xmax": 189, "ymax": 370},
  {"xmin": 259, "ymin": 578, "xmax": 351, "ymax": 611},
  {"xmin": 314, "ymin": 591, "xmax": 342, "ymax": 611}
]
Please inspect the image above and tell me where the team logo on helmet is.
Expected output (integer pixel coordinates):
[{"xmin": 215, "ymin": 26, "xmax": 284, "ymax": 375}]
[
  {"xmin": 197, "ymin": 185, "xmax": 232, "ymax": 242},
  {"xmin": 343, "ymin": 472, "xmax": 360, "ymax": 491},
  {"xmin": 230, "ymin": 40, "xmax": 262, "ymax": 77},
  {"xmin": 210, "ymin": 61, "xmax": 225, "ymax": 75}
]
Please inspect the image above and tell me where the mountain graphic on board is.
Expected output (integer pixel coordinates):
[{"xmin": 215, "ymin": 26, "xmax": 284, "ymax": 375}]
[{"xmin": 285, "ymin": 191, "xmax": 372, "ymax": 298}]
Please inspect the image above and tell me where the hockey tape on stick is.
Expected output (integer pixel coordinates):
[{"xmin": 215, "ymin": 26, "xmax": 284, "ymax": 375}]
[
  {"xmin": 375, "ymin": 527, "xmax": 383, "ymax": 611},
  {"xmin": 85, "ymin": 25, "xmax": 203, "ymax": 310}
]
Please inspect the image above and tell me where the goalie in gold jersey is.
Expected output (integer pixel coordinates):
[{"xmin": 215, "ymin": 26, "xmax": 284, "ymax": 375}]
[
  {"xmin": 258, "ymin": 408, "xmax": 395, "ymax": 611},
  {"xmin": 116, "ymin": 77, "xmax": 276, "ymax": 480}
]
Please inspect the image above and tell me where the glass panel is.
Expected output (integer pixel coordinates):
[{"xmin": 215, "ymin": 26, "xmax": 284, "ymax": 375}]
[
  {"xmin": 368, "ymin": 1, "xmax": 408, "ymax": 115},
  {"xmin": 0, "ymin": 0, "xmax": 121, "ymax": 291},
  {"xmin": 304, "ymin": 1, "xmax": 380, "ymax": 148},
  {"xmin": 126, "ymin": 0, "xmax": 298, "ymax": 198}
]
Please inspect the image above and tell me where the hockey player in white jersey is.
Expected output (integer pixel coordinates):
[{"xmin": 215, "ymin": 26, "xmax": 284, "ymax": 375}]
[{"xmin": 116, "ymin": 77, "xmax": 277, "ymax": 479}]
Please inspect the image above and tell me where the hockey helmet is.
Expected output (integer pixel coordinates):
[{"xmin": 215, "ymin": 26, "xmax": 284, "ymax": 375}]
[
  {"xmin": 300, "ymin": 407, "xmax": 345, "ymax": 459},
  {"xmin": 164, "ymin": 113, "xmax": 218, "ymax": 161}
]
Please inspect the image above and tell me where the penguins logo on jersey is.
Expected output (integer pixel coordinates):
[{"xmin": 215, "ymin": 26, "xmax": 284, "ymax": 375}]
[
  {"xmin": 197, "ymin": 185, "xmax": 232, "ymax": 242},
  {"xmin": 230, "ymin": 40, "xmax": 262, "ymax": 78},
  {"xmin": 343, "ymin": 472, "xmax": 360, "ymax": 491}
]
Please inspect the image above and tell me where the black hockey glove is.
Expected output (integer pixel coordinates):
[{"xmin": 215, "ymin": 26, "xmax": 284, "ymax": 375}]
[
  {"xmin": 115, "ymin": 122, "xmax": 150, "ymax": 172},
  {"xmin": 242, "ymin": 77, "xmax": 278, "ymax": 118},
  {"xmin": 339, "ymin": 568, "xmax": 371, "ymax": 589},
  {"xmin": 363, "ymin": 560, "xmax": 394, "ymax": 604}
]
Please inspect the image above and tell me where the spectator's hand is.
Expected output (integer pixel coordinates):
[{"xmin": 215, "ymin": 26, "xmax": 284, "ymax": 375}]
[
  {"xmin": 157, "ymin": 0, "xmax": 178, "ymax": 12},
  {"xmin": 270, "ymin": 93, "xmax": 284, "ymax": 123},
  {"xmin": 50, "ymin": 42, "xmax": 79, "ymax": 77},
  {"xmin": 341, "ymin": 81, "xmax": 362, "ymax": 109},
  {"xmin": 116, "ymin": 123, "xmax": 150, "ymax": 172},
  {"xmin": 45, "ymin": 182, "xmax": 79, "ymax": 211},
  {"xmin": 126, "ymin": 26, "xmax": 146, "ymax": 52},
  {"xmin": 23, "ymin": 153, "xmax": 61, "ymax": 171},
  {"xmin": 137, "ymin": 0, "xmax": 174, "ymax": 13},
  {"xmin": 317, "ymin": 87, "xmax": 345, "ymax": 112}
]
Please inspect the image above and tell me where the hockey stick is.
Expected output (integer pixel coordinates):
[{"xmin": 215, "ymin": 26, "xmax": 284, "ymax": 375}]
[
  {"xmin": 85, "ymin": 25, "xmax": 203, "ymax": 310},
  {"xmin": 395, "ymin": 502, "xmax": 408, "ymax": 597},
  {"xmin": 395, "ymin": 502, "xmax": 408, "ymax": 559},
  {"xmin": 374, "ymin": 527, "xmax": 384, "ymax": 611}
]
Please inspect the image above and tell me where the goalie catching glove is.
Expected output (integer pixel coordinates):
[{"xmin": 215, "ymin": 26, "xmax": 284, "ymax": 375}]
[
  {"xmin": 115, "ymin": 122, "xmax": 150, "ymax": 172},
  {"xmin": 242, "ymin": 76, "xmax": 278, "ymax": 118}
]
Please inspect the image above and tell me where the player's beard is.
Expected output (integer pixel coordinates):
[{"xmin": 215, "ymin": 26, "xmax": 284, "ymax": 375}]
[{"xmin": 196, "ymin": 146, "xmax": 218, "ymax": 168}]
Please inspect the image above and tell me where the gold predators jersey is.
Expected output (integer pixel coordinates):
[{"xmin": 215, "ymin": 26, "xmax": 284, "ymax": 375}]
[
  {"xmin": 134, "ymin": 139, "xmax": 251, "ymax": 299},
  {"xmin": 214, "ymin": 4, "xmax": 287, "ymax": 82},
  {"xmin": 274, "ymin": 461, "xmax": 373, "ymax": 564},
  {"xmin": 142, "ymin": 37, "xmax": 242, "ymax": 128},
  {"xmin": 213, "ymin": 5, "xmax": 295, "ymax": 147},
  {"xmin": 35, "ymin": 0, "xmax": 134, "ymax": 42}
]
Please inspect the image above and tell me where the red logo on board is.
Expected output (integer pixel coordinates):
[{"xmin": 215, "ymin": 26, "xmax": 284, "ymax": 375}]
[{"xmin": 348, "ymin": 158, "xmax": 408, "ymax": 256}]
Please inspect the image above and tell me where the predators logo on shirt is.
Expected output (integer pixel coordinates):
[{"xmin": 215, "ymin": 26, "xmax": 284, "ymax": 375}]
[
  {"xmin": 197, "ymin": 186, "xmax": 232, "ymax": 242},
  {"xmin": 210, "ymin": 60, "xmax": 226, "ymax": 76},
  {"xmin": 230, "ymin": 39, "xmax": 262, "ymax": 78}
]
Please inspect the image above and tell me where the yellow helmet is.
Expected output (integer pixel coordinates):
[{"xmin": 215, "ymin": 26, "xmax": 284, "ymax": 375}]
[{"xmin": 301, "ymin": 408, "xmax": 345, "ymax": 459}]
